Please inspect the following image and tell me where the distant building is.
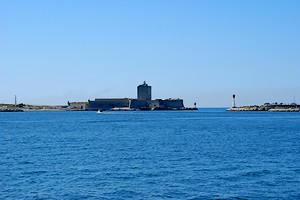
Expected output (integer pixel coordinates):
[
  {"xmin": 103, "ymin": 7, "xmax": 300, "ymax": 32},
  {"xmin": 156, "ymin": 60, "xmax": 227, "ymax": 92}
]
[
  {"xmin": 70, "ymin": 82, "xmax": 187, "ymax": 111},
  {"xmin": 137, "ymin": 81, "xmax": 151, "ymax": 101}
]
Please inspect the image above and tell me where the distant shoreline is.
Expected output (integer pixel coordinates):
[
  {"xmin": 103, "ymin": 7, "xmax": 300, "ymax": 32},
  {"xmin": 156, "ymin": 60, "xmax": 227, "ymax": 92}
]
[{"xmin": 0, "ymin": 103, "xmax": 198, "ymax": 112}]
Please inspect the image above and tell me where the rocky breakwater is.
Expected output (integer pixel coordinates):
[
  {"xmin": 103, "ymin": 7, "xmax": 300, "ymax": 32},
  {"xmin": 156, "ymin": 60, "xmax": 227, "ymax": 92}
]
[
  {"xmin": 227, "ymin": 106, "xmax": 263, "ymax": 111},
  {"xmin": 0, "ymin": 107, "xmax": 23, "ymax": 112},
  {"xmin": 227, "ymin": 103, "xmax": 300, "ymax": 112},
  {"xmin": 269, "ymin": 108, "xmax": 300, "ymax": 112}
]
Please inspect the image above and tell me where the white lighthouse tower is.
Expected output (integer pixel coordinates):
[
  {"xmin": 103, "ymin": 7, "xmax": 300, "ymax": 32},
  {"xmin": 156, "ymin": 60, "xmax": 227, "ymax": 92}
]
[{"xmin": 232, "ymin": 94, "xmax": 236, "ymax": 108}]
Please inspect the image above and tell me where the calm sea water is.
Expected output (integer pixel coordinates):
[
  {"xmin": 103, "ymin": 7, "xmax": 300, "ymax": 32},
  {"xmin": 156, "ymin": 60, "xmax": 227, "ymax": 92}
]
[{"xmin": 1, "ymin": 109, "xmax": 299, "ymax": 199}]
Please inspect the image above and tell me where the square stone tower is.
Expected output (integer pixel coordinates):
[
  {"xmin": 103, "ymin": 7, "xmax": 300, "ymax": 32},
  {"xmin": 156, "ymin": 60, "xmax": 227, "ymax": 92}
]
[{"xmin": 137, "ymin": 81, "xmax": 151, "ymax": 101}]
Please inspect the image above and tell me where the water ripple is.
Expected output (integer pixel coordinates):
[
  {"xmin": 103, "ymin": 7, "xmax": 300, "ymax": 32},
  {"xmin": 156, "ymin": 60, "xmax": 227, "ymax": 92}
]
[{"xmin": 1, "ymin": 111, "xmax": 299, "ymax": 199}]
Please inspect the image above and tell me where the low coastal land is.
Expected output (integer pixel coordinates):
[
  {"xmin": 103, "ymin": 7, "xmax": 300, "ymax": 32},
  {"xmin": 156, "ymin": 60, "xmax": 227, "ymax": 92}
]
[
  {"xmin": 0, "ymin": 103, "xmax": 197, "ymax": 112},
  {"xmin": 2, "ymin": 103, "xmax": 299, "ymax": 112},
  {"xmin": 0, "ymin": 104, "xmax": 68, "ymax": 112},
  {"xmin": 227, "ymin": 103, "xmax": 300, "ymax": 112}
]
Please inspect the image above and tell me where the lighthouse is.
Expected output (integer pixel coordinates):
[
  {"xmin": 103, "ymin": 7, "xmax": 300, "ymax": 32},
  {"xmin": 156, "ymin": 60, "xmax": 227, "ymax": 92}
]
[{"xmin": 232, "ymin": 94, "xmax": 236, "ymax": 108}]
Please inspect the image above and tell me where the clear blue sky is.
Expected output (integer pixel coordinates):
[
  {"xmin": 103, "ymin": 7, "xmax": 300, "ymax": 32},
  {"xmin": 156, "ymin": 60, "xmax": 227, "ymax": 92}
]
[{"xmin": 1, "ymin": 0, "xmax": 299, "ymax": 107}]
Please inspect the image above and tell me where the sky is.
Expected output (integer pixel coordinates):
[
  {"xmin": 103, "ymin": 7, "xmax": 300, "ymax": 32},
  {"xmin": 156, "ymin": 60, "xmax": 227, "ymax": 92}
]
[{"xmin": 0, "ymin": 0, "xmax": 299, "ymax": 107}]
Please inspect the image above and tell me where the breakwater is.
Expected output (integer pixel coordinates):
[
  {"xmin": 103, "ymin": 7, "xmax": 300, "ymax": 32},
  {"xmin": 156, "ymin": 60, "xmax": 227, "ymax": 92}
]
[
  {"xmin": 227, "ymin": 103, "xmax": 300, "ymax": 112},
  {"xmin": 0, "ymin": 108, "xmax": 23, "ymax": 112}
]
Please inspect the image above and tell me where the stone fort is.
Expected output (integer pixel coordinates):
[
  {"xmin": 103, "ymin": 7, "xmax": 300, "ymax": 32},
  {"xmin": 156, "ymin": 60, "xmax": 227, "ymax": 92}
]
[{"xmin": 68, "ymin": 82, "xmax": 185, "ymax": 111}]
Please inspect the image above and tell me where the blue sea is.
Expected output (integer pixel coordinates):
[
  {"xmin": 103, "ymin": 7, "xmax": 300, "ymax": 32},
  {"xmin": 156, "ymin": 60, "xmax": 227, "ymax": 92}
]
[{"xmin": 1, "ymin": 109, "xmax": 299, "ymax": 199}]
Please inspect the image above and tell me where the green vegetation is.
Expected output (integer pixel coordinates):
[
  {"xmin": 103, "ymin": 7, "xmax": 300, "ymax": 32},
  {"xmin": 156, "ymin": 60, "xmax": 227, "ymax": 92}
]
[{"xmin": 17, "ymin": 103, "xmax": 25, "ymax": 108}]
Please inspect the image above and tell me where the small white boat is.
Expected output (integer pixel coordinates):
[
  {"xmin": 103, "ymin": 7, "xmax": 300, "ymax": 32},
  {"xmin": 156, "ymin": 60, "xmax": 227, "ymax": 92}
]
[{"xmin": 97, "ymin": 109, "xmax": 104, "ymax": 113}]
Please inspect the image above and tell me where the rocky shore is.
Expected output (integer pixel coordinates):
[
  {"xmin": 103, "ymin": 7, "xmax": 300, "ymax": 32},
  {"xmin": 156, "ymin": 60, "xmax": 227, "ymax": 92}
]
[{"xmin": 0, "ymin": 108, "xmax": 23, "ymax": 112}]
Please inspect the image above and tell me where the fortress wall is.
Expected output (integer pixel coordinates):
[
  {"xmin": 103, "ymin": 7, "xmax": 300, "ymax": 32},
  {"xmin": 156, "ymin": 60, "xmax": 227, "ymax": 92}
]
[
  {"xmin": 148, "ymin": 100, "xmax": 160, "ymax": 109},
  {"xmin": 88, "ymin": 98, "xmax": 130, "ymax": 110},
  {"xmin": 161, "ymin": 99, "xmax": 184, "ymax": 109},
  {"xmin": 130, "ymin": 99, "xmax": 149, "ymax": 109},
  {"xmin": 68, "ymin": 102, "xmax": 87, "ymax": 110},
  {"xmin": 85, "ymin": 98, "xmax": 184, "ymax": 111}
]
